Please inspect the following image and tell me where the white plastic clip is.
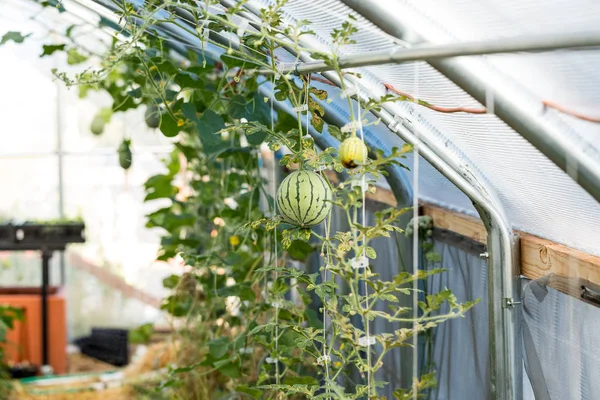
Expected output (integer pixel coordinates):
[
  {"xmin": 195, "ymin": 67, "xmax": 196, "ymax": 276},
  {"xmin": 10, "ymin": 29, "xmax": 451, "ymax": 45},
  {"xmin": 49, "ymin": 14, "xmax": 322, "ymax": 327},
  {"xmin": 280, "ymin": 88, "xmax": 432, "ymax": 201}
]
[
  {"xmin": 266, "ymin": 357, "xmax": 279, "ymax": 364},
  {"xmin": 293, "ymin": 104, "xmax": 308, "ymax": 112},
  {"xmin": 341, "ymin": 120, "xmax": 362, "ymax": 133},
  {"xmin": 340, "ymin": 87, "xmax": 357, "ymax": 99},
  {"xmin": 351, "ymin": 179, "xmax": 368, "ymax": 193},
  {"xmin": 239, "ymin": 347, "xmax": 254, "ymax": 355},
  {"xmin": 358, "ymin": 336, "xmax": 376, "ymax": 347},
  {"xmin": 388, "ymin": 115, "xmax": 403, "ymax": 133},
  {"xmin": 316, "ymin": 355, "xmax": 331, "ymax": 366},
  {"xmin": 315, "ymin": 165, "xmax": 328, "ymax": 172},
  {"xmin": 236, "ymin": 19, "xmax": 249, "ymax": 38},
  {"xmin": 350, "ymin": 255, "xmax": 369, "ymax": 270},
  {"xmin": 274, "ymin": 62, "xmax": 286, "ymax": 80},
  {"xmin": 270, "ymin": 301, "xmax": 281, "ymax": 309}
]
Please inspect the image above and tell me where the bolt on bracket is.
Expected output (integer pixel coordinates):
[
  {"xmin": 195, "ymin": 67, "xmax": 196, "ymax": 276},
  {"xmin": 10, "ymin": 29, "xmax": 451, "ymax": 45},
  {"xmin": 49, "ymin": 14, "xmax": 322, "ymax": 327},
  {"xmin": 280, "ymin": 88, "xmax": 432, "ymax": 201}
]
[{"xmin": 503, "ymin": 298, "xmax": 522, "ymax": 309}]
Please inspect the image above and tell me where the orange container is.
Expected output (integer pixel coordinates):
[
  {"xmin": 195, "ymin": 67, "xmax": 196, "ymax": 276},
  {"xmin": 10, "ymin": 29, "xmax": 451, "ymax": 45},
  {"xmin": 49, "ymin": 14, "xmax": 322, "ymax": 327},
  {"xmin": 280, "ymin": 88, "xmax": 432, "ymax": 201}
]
[{"xmin": 0, "ymin": 288, "xmax": 67, "ymax": 374}]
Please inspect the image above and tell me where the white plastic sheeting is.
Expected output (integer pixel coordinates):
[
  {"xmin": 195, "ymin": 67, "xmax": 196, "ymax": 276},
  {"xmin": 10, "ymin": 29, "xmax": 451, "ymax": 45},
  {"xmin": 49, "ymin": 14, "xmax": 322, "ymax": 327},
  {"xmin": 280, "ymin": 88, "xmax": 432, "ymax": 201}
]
[
  {"xmin": 522, "ymin": 278, "xmax": 600, "ymax": 400},
  {"xmin": 428, "ymin": 235, "xmax": 490, "ymax": 400},
  {"xmin": 257, "ymin": 0, "xmax": 600, "ymax": 257},
  {"xmin": 0, "ymin": 3, "xmax": 177, "ymax": 334}
]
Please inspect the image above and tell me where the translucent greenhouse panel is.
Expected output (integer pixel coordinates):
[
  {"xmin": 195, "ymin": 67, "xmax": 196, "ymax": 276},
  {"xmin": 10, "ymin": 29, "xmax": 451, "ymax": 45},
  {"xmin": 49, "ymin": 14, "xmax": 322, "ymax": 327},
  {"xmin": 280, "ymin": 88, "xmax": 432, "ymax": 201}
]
[
  {"xmin": 61, "ymin": 151, "xmax": 177, "ymax": 295},
  {"xmin": 59, "ymin": 86, "xmax": 174, "ymax": 154},
  {"xmin": 0, "ymin": 156, "xmax": 60, "ymax": 221},
  {"xmin": 263, "ymin": 0, "xmax": 600, "ymax": 258},
  {"xmin": 427, "ymin": 235, "xmax": 490, "ymax": 400},
  {"xmin": 66, "ymin": 260, "xmax": 165, "ymax": 339},
  {"xmin": 522, "ymin": 278, "xmax": 600, "ymax": 399},
  {"xmin": 0, "ymin": 51, "xmax": 58, "ymax": 155},
  {"xmin": 0, "ymin": 250, "xmax": 61, "ymax": 287}
]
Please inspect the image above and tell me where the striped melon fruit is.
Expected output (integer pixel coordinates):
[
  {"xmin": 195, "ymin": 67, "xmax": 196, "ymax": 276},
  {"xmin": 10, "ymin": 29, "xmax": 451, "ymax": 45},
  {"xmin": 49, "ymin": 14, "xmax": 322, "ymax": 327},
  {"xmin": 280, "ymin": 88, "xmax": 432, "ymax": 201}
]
[
  {"xmin": 277, "ymin": 171, "xmax": 332, "ymax": 227},
  {"xmin": 339, "ymin": 136, "xmax": 368, "ymax": 168}
]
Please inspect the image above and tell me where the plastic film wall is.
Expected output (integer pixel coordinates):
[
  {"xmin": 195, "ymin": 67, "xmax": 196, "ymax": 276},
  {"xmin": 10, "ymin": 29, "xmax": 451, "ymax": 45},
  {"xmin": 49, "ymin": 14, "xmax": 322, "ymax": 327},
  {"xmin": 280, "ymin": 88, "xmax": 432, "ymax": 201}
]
[
  {"xmin": 522, "ymin": 278, "xmax": 600, "ymax": 400},
  {"xmin": 258, "ymin": 0, "xmax": 600, "ymax": 257}
]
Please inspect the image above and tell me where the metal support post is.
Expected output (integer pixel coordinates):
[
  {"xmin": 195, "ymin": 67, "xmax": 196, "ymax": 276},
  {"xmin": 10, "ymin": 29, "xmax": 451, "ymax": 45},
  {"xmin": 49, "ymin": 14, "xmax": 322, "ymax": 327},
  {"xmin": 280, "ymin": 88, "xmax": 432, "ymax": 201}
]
[{"xmin": 41, "ymin": 249, "xmax": 53, "ymax": 371}]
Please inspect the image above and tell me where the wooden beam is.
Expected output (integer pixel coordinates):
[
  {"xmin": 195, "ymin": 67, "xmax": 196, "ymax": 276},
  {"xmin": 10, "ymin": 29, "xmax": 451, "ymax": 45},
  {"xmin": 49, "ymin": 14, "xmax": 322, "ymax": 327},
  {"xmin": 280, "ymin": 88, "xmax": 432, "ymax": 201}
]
[
  {"xmin": 422, "ymin": 204, "xmax": 600, "ymax": 304},
  {"xmin": 421, "ymin": 204, "xmax": 487, "ymax": 244},
  {"xmin": 519, "ymin": 233, "xmax": 600, "ymax": 302}
]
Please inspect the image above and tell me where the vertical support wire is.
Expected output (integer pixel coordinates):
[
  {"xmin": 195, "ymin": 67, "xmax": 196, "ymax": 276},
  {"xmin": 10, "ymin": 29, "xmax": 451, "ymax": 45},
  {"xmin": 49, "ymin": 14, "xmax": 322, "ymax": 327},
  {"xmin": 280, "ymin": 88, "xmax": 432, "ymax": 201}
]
[
  {"xmin": 306, "ymin": 76, "xmax": 310, "ymax": 138},
  {"xmin": 308, "ymin": 75, "xmax": 332, "ymax": 394},
  {"xmin": 411, "ymin": 63, "xmax": 420, "ymax": 400},
  {"xmin": 565, "ymin": 136, "xmax": 579, "ymax": 397},
  {"xmin": 271, "ymin": 75, "xmax": 280, "ymax": 392},
  {"xmin": 355, "ymin": 81, "xmax": 372, "ymax": 394}
]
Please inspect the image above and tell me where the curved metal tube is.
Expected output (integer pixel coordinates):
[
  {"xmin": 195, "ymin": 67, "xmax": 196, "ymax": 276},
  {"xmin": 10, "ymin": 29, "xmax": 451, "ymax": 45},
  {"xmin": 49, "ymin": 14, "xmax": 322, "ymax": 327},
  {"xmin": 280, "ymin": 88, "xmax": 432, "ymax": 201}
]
[{"xmin": 341, "ymin": 0, "xmax": 600, "ymax": 206}]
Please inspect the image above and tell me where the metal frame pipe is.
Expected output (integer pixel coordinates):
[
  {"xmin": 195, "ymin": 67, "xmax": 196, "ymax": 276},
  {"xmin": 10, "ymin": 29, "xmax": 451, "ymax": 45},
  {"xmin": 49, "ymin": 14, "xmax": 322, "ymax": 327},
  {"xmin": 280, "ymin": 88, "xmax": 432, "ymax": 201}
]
[
  {"xmin": 252, "ymin": 32, "xmax": 600, "ymax": 77},
  {"xmin": 341, "ymin": 0, "xmax": 600, "ymax": 205}
]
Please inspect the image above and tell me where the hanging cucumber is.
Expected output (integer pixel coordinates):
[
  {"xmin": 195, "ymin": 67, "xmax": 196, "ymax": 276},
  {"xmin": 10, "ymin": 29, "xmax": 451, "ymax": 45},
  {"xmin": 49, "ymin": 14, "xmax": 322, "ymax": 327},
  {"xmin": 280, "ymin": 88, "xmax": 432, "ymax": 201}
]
[
  {"xmin": 145, "ymin": 104, "xmax": 161, "ymax": 129},
  {"xmin": 90, "ymin": 114, "xmax": 105, "ymax": 136},
  {"xmin": 90, "ymin": 108, "xmax": 112, "ymax": 136},
  {"xmin": 118, "ymin": 139, "xmax": 133, "ymax": 170}
]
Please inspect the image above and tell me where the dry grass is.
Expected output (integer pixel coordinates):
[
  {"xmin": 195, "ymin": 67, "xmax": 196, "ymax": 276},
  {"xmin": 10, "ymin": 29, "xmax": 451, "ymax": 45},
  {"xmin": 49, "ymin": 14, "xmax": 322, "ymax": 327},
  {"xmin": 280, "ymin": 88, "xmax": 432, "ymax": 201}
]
[{"xmin": 8, "ymin": 340, "xmax": 180, "ymax": 400}]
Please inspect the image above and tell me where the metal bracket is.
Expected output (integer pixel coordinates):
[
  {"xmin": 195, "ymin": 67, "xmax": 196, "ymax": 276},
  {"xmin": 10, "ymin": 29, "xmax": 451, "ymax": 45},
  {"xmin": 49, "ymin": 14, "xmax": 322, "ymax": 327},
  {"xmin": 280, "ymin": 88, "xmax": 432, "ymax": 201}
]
[
  {"xmin": 581, "ymin": 285, "xmax": 600, "ymax": 306},
  {"xmin": 503, "ymin": 298, "xmax": 522, "ymax": 309}
]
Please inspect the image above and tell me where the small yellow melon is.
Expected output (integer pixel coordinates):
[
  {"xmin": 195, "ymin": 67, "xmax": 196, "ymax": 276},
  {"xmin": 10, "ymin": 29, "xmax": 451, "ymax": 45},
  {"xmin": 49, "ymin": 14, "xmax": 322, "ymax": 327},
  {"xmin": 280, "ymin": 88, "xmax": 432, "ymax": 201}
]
[{"xmin": 339, "ymin": 136, "xmax": 368, "ymax": 168}]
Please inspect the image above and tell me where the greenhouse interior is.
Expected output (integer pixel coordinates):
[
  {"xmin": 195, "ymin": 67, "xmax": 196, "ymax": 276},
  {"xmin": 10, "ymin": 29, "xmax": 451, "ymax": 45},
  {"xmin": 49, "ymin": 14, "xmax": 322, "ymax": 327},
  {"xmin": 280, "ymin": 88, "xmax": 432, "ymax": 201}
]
[{"xmin": 0, "ymin": 0, "xmax": 599, "ymax": 399}]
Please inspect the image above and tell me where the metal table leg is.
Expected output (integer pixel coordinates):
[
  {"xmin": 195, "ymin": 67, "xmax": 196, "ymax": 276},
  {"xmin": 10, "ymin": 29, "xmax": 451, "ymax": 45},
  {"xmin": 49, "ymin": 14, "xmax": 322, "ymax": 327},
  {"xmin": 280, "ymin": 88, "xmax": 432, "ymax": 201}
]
[{"xmin": 41, "ymin": 250, "xmax": 52, "ymax": 372}]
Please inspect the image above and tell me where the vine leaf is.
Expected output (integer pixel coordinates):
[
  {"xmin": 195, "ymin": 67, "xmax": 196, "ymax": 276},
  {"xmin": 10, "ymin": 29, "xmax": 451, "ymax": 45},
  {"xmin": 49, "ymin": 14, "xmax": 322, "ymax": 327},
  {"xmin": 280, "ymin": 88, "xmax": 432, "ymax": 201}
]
[
  {"xmin": 197, "ymin": 109, "xmax": 228, "ymax": 154},
  {"xmin": 217, "ymin": 284, "xmax": 255, "ymax": 301},
  {"xmin": 40, "ymin": 44, "xmax": 66, "ymax": 57},
  {"xmin": 0, "ymin": 31, "xmax": 30, "ymax": 46},
  {"xmin": 159, "ymin": 112, "xmax": 182, "ymax": 138},
  {"xmin": 66, "ymin": 48, "xmax": 87, "ymax": 65},
  {"xmin": 208, "ymin": 337, "xmax": 230, "ymax": 358},
  {"xmin": 162, "ymin": 274, "xmax": 180, "ymax": 289},
  {"xmin": 235, "ymin": 385, "xmax": 263, "ymax": 398},
  {"xmin": 286, "ymin": 240, "xmax": 315, "ymax": 261},
  {"xmin": 144, "ymin": 174, "xmax": 178, "ymax": 200},
  {"xmin": 41, "ymin": 0, "xmax": 66, "ymax": 12}
]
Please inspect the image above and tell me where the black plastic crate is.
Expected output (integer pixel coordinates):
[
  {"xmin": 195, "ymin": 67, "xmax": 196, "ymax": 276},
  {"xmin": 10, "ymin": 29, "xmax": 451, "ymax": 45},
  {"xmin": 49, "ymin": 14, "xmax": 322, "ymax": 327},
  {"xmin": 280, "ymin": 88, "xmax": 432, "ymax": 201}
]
[{"xmin": 74, "ymin": 328, "xmax": 129, "ymax": 367}]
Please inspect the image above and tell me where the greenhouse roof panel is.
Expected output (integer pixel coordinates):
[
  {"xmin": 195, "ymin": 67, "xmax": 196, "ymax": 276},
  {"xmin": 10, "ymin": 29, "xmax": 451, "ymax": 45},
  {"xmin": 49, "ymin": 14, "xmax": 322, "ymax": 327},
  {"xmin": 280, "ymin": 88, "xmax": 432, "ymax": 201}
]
[{"xmin": 260, "ymin": 0, "xmax": 600, "ymax": 254}]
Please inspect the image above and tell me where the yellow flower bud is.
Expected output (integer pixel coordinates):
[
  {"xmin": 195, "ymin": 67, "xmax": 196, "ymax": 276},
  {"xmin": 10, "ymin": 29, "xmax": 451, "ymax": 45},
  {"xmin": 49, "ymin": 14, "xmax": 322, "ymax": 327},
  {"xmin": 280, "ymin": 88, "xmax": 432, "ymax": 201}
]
[{"xmin": 229, "ymin": 236, "xmax": 241, "ymax": 246}]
